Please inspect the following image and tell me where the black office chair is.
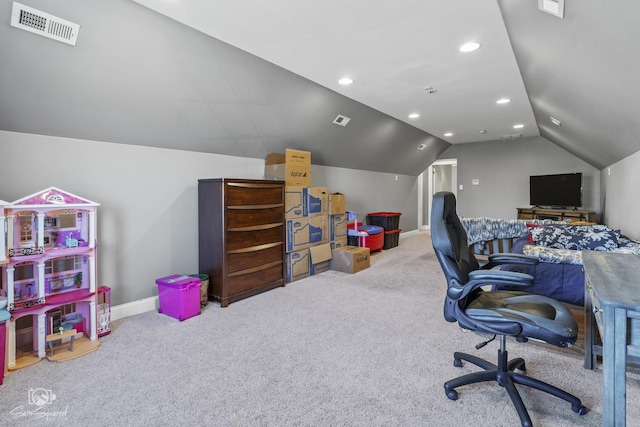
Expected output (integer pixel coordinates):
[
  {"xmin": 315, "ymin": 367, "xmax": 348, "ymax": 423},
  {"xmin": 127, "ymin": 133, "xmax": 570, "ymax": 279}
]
[{"xmin": 430, "ymin": 192, "xmax": 587, "ymax": 427}]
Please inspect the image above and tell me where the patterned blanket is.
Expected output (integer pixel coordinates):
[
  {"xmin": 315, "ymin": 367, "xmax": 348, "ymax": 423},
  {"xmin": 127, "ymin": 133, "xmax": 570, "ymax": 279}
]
[{"xmin": 461, "ymin": 217, "xmax": 640, "ymax": 265}]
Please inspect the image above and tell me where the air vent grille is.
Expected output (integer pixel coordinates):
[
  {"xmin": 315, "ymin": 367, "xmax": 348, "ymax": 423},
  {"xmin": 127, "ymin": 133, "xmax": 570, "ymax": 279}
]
[
  {"xmin": 11, "ymin": 2, "xmax": 80, "ymax": 46},
  {"xmin": 333, "ymin": 115, "xmax": 351, "ymax": 127}
]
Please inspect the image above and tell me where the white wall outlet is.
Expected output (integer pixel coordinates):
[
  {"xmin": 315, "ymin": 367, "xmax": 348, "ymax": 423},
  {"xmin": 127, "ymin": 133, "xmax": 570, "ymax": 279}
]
[{"xmin": 472, "ymin": 179, "xmax": 479, "ymax": 186}]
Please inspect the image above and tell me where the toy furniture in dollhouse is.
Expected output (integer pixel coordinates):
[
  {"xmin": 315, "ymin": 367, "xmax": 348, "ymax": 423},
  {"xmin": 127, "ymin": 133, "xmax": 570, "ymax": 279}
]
[
  {"xmin": 46, "ymin": 328, "xmax": 76, "ymax": 357},
  {"xmin": 97, "ymin": 286, "xmax": 111, "ymax": 336},
  {"xmin": 0, "ymin": 187, "xmax": 102, "ymax": 370}
]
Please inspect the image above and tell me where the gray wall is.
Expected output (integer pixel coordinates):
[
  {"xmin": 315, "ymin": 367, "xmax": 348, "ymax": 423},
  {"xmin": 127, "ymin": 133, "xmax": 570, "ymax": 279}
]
[
  {"xmin": 435, "ymin": 136, "xmax": 601, "ymax": 220},
  {"xmin": 600, "ymin": 149, "xmax": 640, "ymax": 240},
  {"xmin": 0, "ymin": 130, "xmax": 418, "ymax": 306},
  {"xmin": 311, "ymin": 166, "xmax": 417, "ymax": 231}
]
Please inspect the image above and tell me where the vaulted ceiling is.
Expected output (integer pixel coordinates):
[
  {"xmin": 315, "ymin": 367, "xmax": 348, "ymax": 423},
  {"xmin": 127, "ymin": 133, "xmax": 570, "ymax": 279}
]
[{"xmin": 1, "ymin": 0, "xmax": 639, "ymax": 175}]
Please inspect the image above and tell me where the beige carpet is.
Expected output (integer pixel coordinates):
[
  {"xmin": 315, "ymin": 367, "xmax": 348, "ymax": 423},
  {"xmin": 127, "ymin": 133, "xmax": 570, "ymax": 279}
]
[{"xmin": 0, "ymin": 232, "xmax": 638, "ymax": 426}]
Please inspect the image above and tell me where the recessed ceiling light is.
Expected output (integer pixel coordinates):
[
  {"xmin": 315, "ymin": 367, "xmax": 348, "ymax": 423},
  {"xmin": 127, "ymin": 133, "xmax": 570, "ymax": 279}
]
[
  {"xmin": 444, "ymin": 132, "xmax": 453, "ymax": 137},
  {"xmin": 408, "ymin": 113, "xmax": 420, "ymax": 119},
  {"xmin": 478, "ymin": 130, "xmax": 487, "ymax": 134},
  {"xmin": 513, "ymin": 124, "xmax": 524, "ymax": 129},
  {"xmin": 459, "ymin": 42, "xmax": 481, "ymax": 53},
  {"xmin": 496, "ymin": 98, "xmax": 511, "ymax": 104},
  {"xmin": 338, "ymin": 77, "xmax": 353, "ymax": 85},
  {"xmin": 538, "ymin": 0, "xmax": 565, "ymax": 18}
]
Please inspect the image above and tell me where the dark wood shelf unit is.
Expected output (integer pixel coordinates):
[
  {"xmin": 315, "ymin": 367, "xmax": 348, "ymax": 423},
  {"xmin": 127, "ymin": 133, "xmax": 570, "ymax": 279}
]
[{"xmin": 517, "ymin": 207, "xmax": 597, "ymax": 223}]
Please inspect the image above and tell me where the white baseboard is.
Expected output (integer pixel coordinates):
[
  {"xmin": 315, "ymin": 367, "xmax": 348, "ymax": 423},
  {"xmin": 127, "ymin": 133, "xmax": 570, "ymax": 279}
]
[
  {"xmin": 111, "ymin": 296, "xmax": 158, "ymax": 322},
  {"xmin": 111, "ymin": 231, "xmax": 426, "ymax": 322}
]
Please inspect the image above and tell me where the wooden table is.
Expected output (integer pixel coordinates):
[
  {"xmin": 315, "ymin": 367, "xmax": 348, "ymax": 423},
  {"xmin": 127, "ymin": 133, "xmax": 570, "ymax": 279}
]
[{"xmin": 583, "ymin": 251, "xmax": 640, "ymax": 426}]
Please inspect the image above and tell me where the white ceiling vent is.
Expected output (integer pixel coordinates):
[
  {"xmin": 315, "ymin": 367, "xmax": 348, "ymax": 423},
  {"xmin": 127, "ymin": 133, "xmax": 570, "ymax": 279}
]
[
  {"xmin": 11, "ymin": 2, "xmax": 80, "ymax": 46},
  {"xmin": 500, "ymin": 134, "xmax": 523, "ymax": 141},
  {"xmin": 333, "ymin": 115, "xmax": 351, "ymax": 127}
]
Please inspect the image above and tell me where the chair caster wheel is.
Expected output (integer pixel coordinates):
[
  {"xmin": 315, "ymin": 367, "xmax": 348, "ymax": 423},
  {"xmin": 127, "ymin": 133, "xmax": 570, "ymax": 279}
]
[
  {"xmin": 445, "ymin": 389, "xmax": 458, "ymax": 401},
  {"xmin": 453, "ymin": 358, "xmax": 463, "ymax": 368},
  {"xmin": 572, "ymin": 405, "xmax": 588, "ymax": 415},
  {"xmin": 513, "ymin": 362, "xmax": 526, "ymax": 372}
]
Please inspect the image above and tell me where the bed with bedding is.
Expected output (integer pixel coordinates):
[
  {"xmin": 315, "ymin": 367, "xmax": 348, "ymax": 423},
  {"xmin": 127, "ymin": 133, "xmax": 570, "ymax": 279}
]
[
  {"xmin": 498, "ymin": 235, "xmax": 586, "ymax": 305},
  {"xmin": 461, "ymin": 218, "xmax": 640, "ymax": 306}
]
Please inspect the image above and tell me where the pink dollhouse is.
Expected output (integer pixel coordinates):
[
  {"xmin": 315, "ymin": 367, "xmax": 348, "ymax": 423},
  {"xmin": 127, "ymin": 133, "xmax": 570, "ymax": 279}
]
[
  {"xmin": 0, "ymin": 200, "xmax": 9, "ymax": 383},
  {"xmin": 0, "ymin": 187, "xmax": 101, "ymax": 370},
  {"xmin": 0, "ymin": 199, "xmax": 8, "ymax": 265}
]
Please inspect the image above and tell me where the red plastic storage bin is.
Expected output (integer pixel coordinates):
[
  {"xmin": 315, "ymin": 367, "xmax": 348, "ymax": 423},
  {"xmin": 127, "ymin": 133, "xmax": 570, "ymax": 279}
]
[
  {"xmin": 346, "ymin": 222, "xmax": 384, "ymax": 252},
  {"xmin": 350, "ymin": 224, "xmax": 384, "ymax": 252},
  {"xmin": 362, "ymin": 231, "xmax": 384, "ymax": 252},
  {"xmin": 156, "ymin": 275, "xmax": 201, "ymax": 321},
  {"xmin": 366, "ymin": 212, "xmax": 402, "ymax": 230}
]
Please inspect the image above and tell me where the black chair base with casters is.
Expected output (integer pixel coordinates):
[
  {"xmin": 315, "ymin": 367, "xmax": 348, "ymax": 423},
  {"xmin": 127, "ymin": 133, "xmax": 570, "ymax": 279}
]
[
  {"xmin": 445, "ymin": 335, "xmax": 587, "ymax": 427},
  {"xmin": 430, "ymin": 192, "xmax": 587, "ymax": 427}
]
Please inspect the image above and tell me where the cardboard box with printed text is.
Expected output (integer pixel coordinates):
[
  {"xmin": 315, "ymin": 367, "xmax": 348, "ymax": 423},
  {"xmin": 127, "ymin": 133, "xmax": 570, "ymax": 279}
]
[
  {"xmin": 331, "ymin": 245, "xmax": 370, "ymax": 274},
  {"xmin": 305, "ymin": 187, "xmax": 328, "ymax": 217},
  {"xmin": 285, "ymin": 186, "xmax": 305, "ymax": 219},
  {"xmin": 286, "ymin": 249, "xmax": 310, "ymax": 283},
  {"xmin": 265, "ymin": 149, "xmax": 311, "ymax": 187},
  {"xmin": 286, "ymin": 217, "xmax": 310, "ymax": 252}
]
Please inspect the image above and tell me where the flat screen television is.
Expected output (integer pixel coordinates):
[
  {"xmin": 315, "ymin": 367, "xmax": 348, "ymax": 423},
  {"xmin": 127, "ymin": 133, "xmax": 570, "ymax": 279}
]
[{"xmin": 529, "ymin": 173, "xmax": 582, "ymax": 208}]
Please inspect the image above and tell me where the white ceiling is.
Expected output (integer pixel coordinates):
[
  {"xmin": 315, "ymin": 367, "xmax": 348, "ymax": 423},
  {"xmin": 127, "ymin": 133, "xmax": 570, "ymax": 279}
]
[{"xmin": 132, "ymin": 0, "xmax": 538, "ymax": 145}]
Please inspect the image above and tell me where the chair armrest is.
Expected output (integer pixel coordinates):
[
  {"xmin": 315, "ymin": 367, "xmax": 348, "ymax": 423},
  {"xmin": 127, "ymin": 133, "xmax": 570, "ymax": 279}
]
[
  {"xmin": 469, "ymin": 269, "xmax": 534, "ymax": 287},
  {"xmin": 482, "ymin": 253, "xmax": 539, "ymax": 269},
  {"xmin": 447, "ymin": 269, "xmax": 534, "ymax": 300}
]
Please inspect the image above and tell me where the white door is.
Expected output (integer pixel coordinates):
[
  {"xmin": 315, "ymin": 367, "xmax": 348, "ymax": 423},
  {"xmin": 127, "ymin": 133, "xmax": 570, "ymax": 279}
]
[{"xmin": 419, "ymin": 159, "xmax": 457, "ymax": 229}]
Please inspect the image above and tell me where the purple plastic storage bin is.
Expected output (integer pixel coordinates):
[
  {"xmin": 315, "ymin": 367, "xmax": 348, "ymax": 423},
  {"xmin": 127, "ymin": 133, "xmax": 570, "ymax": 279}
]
[{"xmin": 156, "ymin": 274, "xmax": 201, "ymax": 321}]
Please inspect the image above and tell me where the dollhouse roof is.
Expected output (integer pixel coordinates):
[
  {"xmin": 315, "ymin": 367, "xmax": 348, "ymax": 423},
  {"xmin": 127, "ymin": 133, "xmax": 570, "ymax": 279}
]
[
  {"xmin": 0, "ymin": 199, "xmax": 9, "ymax": 207},
  {"xmin": 11, "ymin": 187, "xmax": 99, "ymax": 209}
]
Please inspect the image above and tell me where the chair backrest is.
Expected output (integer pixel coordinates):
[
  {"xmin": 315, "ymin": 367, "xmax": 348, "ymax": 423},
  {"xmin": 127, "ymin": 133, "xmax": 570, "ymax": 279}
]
[{"xmin": 431, "ymin": 192, "xmax": 480, "ymax": 322}]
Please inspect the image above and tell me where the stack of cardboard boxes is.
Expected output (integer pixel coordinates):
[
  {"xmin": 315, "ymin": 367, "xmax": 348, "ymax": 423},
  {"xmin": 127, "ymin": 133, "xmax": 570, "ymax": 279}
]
[{"xmin": 265, "ymin": 149, "xmax": 370, "ymax": 282}]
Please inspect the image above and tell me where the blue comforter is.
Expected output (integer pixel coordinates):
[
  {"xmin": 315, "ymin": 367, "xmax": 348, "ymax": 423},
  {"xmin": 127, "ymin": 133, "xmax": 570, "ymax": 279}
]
[{"xmin": 496, "ymin": 236, "xmax": 585, "ymax": 306}]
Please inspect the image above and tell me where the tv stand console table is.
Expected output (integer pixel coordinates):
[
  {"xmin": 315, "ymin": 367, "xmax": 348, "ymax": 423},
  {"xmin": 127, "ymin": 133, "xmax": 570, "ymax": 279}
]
[{"xmin": 516, "ymin": 207, "xmax": 596, "ymax": 223}]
